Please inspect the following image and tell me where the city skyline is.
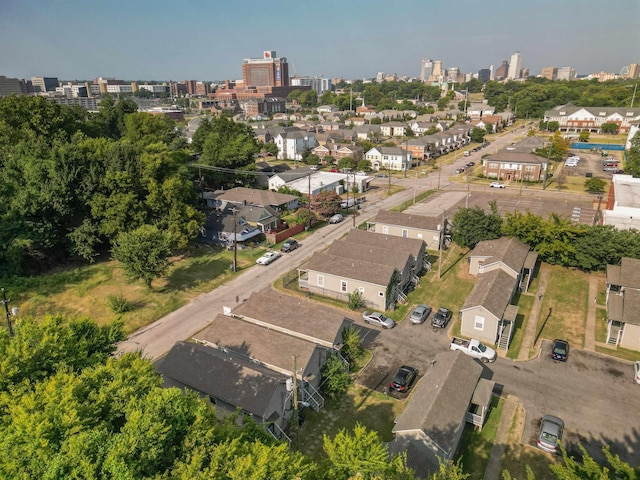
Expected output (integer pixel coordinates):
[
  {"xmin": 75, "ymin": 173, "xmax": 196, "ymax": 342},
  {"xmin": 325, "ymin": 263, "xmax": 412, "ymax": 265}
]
[{"xmin": 2, "ymin": 0, "xmax": 638, "ymax": 82}]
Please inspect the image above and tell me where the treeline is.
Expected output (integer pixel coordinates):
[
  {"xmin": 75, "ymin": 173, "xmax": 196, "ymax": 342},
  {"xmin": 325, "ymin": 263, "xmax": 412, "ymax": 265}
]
[{"xmin": 0, "ymin": 95, "xmax": 214, "ymax": 277}]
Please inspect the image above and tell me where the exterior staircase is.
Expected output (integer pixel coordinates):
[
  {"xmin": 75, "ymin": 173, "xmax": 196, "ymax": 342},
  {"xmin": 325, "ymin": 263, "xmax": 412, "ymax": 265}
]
[
  {"xmin": 607, "ymin": 324, "xmax": 620, "ymax": 346},
  {"xmin": 497, "ymin": 321, "xmax": 513, "ymax": 350}
]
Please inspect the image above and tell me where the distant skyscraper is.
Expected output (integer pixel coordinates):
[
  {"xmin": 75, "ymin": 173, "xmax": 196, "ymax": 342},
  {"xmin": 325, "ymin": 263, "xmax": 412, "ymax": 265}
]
[
  {"xmin": 376, "ymin": 72, "xmax": 385, "ymax": 82},
  {"xmin": 430, "ymin": 61, "xmax": 444, "ymax": 83},
  {"xmin": 556, "ymin": 66, "xmax": 576, "ymax": 81},
  {"xmin": 629, "ymin": 63, "xmax": 640, "ymax": 79},
  {"xmin": 541, "ymin": 67, "xmax": 558, "ymax": 80},
  {"xmin": 31, "ymin": 77, "xmax": 59, "ymax": 93},
  {"xmin": 242, "ymin": 51, "xmax": 289, "ymax": 88},
  {"xmin": 290, "ymin": 76, "xmax": 332, "ymax": 95},
  {"xmin": 478, "ymin": 69, "xmax": 491, "ymax": 83},
  {"xmin": 420, "ymin": 59, "xmax": 434, "ymax": 82},
  {"xmin": 489, "ymin": 65, "xmax": 494, "ymax": 81},
  {"xmin": 520, "ymin": 68, "xmax": 529, "ymax": 79},
  {"xmin": 507, "ymin": 51, "xmax": 522, "ymax": 80},
  {"xmin": 495, "ymin": 61, "xmax": 509, "ymax": 80}
]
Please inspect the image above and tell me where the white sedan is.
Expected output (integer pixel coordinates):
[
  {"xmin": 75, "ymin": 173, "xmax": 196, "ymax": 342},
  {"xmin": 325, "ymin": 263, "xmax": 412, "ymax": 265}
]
[
  {"xmin": 489, "ymin": 182, "xmax": 505, "ymax": 188},
  {"xmin": 256, "ymin": 251, "xmax": 282, "ymax": 265}
]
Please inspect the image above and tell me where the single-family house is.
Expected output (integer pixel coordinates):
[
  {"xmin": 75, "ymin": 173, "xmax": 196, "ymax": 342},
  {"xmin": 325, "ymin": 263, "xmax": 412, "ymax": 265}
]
[
  {"xmin": 367, "ymin": 209, "xmax": 448, "ymax": 251},
  {"xmin": 467, "ymin": 103, "xmax": 496, "ymax": 120},
  {"xmin": 216, "ymin": 187, "xmax": 299, "ymax": 212},
  {"xmin": 482, "ymin": 151, "xmax": 548, "ymax": 182},
  {"xmin": 365, "ymin": 146, "xmax": 412, "ymax": 171},
  {"xmin": 353, "ymin": 125, "xmax": 382, "ymax": 141},
  {"xmin": 156, "ymin": 342, "xmax": 293, "ymax": 440},
  {"xmin": 409, "ymin": 121, "xmax": 436, "ymax": 135},
  {"xmin": 274, "ymin": 130, "xmax": 317, "ymax": 160},
  {"xmin": 390, "ymin": 350, "xmax": 494, "ymax": 477},
  {"xmin": 606, "ymin": 257, "xmax": 640, "ymax": 351},
  {"xmin": 317, "ymin": 104, "xmax": 339, "ymax": 114}
]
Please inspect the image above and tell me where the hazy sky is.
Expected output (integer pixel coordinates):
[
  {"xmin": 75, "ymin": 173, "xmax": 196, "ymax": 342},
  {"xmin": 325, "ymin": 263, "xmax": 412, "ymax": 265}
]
[{"xmin": 2, "ymin": 0, "xmax": 639, "ymax": 82}]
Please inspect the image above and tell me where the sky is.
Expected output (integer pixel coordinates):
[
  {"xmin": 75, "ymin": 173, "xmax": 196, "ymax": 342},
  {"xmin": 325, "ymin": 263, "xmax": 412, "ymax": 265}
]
[{"xmin": 1, "ymin": 0, "xmax": 639, "ymax": 82}]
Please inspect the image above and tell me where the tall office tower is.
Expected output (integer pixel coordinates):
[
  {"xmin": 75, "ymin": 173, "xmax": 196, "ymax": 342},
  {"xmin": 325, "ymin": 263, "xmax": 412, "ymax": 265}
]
[
  {"xmin": 478, "ymin": 68, "xmax": 491, "ymax": 83},
  {"xmin": 0, "ymin": 76, "xmax": 27, "ymax": 97},
  {"xmin": 541, "ymin": 67, "xmax": 558, "ymax": 80},
  {"xmin": 495, "ymin": 61, "xmax": 509, "ymax": 80},
  {"xmin": 489, "ymin": 64, "xmax": 494, "ymax": 80},
  {"xmin": 507, "ymin": 51, "xmax": 522, "ymax": 80},
  {"xmin": 242, "ymin": 51, "xmax": 289, "ymax": 88},
  {"xmin": 520, "ymin": 68, "xmax": 529, "ymax": 79},
  {"xmin": 556, "ymin": 66, "xmax": 576, "ymax": 81},
  {"xmin": 420, "ymin": 59, "xmax": 434, "ymax": 82},
  {"xmin": 31, "ymin": 77, "xmax": 59, "ymax": 93},
  {"xmin": 446, "ymin": 67, "xmax": 460, "ymax": 83},
  {"xmin": 376, "ymin": 72, "xmax": 385, "ymax": 82},
  {"xmin": 629, "ymin": 64, "xmax": 640, "ymax": 79},
  {"xmin": 429, "ymin": 60, "xmax": 444, "ymax": 82}
]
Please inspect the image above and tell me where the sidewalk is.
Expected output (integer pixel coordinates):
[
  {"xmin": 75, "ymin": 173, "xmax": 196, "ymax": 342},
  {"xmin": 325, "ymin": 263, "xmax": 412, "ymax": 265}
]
[{"xmin": 483, "ymin": 395, "xmax": 519, "ymax": 480}]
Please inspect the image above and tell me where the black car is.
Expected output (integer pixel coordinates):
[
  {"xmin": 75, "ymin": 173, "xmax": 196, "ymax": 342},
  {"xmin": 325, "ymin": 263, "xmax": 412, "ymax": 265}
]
[
  {"xmin": 466, "ymin": 161, "xmax": 475, "ymax": 167},
  {"xmin": 390, "ymin": 365, "xmax": 417, "ymax": 392},
  {"xmin": 551, "ymin": 339, "xmax": 569, "ymax": 361},
  {"xmin": 432, "ymin": 307, "xmax": 452, "ymax": 328},
  {"xmin": 281, "ymin": 238, "xmax": 299, "ymax": 253}
]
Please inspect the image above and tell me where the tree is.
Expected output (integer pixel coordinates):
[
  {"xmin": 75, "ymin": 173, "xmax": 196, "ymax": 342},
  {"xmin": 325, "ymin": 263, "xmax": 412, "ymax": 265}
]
[
  {"xmin": 601, "ymin": 122, "xmax": 620, "ymax": 134},
  {"xmin": 111, "ymin": 224, "xmax": 173, "ymax": 288},
  {"xmin": 452, "ymin": 203, "xmax": 502, "ymax": 249},
  {"xmin": 579, "ymin": 129, "xmax": 590, "ymax": 142},
  {"xmin": 292, "ymin": 207, "xmax": 316, "ymax": 227},
  {"xmin": 550, "ymin": 444, "xmax": 639, "ymax": 479},
  {"xmin": 299, "ymin": 89, "xmax": 319, "ymax": 108},
  {"xmin": 304, "ymin": 153, "xmax": 321, "ymax": 166},
  {"xmin": 584, "ymin": 177, "xmax": 606, "ymax": 193},
  {"xmin": 337, "ymin": 157, "xmax": 356, "ymax": 170},
  {"xmin": 348, "ymin": 289, "xmax": 364, "ymax": 310},
  {"xmin": 311, "ymin": 190, "xmax": 342, "ymax": 217},
  {"xmin": 340, "ymin": 325, "xmax": 363, "ymax": 366},
  {"xmin": 320, "ymin": 353, "xmax": 350, "ymax": 401},
  {"xmin": 357, "ymin": 159, "xmax": 372, "ymax": 172},
  {"xmin": 262, "ymin": 141, "xmax": 279, "ymax": 157},
  {"xmin": 323, "ymin": 423, "xmax": 414, "ymax": 479},
  {"xmin": 470, "ymin": 127, "xmax": 487, "ymax": 143}
]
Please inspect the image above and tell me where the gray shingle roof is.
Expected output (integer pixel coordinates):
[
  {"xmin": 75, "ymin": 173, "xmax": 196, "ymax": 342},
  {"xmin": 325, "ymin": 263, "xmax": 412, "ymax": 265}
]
[
  {"xmin": 325, "ymin": 240, "xmax": 413, "ymax": 273},
  {"xmin": 217, "ymin": 187, "xmax": 298, "ymax": 208},
  {"xmin": 373, "ymin": 209, "xmax": 442, "ymax": 231},
  {"xmin": 461, "ymin": 269, "xmax": 517, "ymax": 318},
  {"xmin": 393, "ymin": 350, "xmax": 483, "ymax": 455},
  {"xmin": 484, "ymin": 151, "xmax": 547, "ymax": 164},
  {"xmin": 156, "ymin": 342, "xmax": 287, "ymax": 418},
  {"xmin": 470, "ymin": 237, "xmax": 530, "ymax": 274}
]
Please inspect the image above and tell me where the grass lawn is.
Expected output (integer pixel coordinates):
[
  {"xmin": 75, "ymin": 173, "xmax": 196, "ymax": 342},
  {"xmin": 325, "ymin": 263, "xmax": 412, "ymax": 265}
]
[
  {"xmin": 457, "ymin": 397, "xmax": 504, "ymax": 479},
  {"xmin": 11, "ymin": 245, "xmax": 268, "ymax": 334},
  {"xmin": 595, "ymin": 307, "xmax": 608, "ymax": 343},
  {"xmin": 297, "ymin": 385, "xmax": 404, "ymax": 462},
  {"xmin": 507, "ymin": 292, "xmax": 534, "ymax": 360},
  {"xmin": 536, "ymin": 265, "xmax": 589, "ymax": 347}
]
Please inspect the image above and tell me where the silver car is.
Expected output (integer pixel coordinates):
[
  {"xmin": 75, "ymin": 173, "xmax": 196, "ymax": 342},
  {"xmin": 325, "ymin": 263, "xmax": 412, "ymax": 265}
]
[
  {"xmin": 537, "ymin": 415, "xmax": 564, "ymax": 454},
  {"xmin": 410, "ymin": 304, "xmax": 432, "ymax": 324},
  {"xmin": 362, "ymin": 311, "xmax": 395, "ymax": 329}
]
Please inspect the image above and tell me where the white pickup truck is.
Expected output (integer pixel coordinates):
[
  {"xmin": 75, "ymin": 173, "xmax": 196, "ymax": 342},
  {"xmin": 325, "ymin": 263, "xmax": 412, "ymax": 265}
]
[{"xmin": 450, "ymin": 337, "xmax": 497, "ymax": 363}]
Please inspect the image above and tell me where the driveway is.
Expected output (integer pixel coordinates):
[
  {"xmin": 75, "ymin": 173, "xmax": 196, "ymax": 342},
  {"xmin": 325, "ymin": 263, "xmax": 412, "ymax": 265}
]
[{"xmin": 358, "ymin": 326, "xmax": 640, "ymax": 465}]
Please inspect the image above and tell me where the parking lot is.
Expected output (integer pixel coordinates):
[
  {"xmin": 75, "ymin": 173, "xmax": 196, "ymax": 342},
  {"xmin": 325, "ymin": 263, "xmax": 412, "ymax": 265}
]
[{"xmin": 559, "ymin": 149, "xmax": 622, "ymax": 180}]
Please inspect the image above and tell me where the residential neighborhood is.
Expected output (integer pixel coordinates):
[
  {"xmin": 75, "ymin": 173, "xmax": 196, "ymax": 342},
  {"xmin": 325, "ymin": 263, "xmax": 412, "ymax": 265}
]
[{"xmin": 2, "ymin": 5, "xmax": 640, "ymax": 477}]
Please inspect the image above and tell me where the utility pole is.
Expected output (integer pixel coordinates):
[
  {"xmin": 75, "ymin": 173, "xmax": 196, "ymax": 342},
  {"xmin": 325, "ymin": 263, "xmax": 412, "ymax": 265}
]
[
  {"xmin": 231, "ymin": 207, "xmax": 239, "ymax": 272},
  {"xmin": 542, "ymin": 141, "xmax": 552, "ymax": 190},
  {"xmin": 307, "ymin": 172, "xmax": 312, "ymax": 231},
  {"xmin": 1, "ymin": 288, "xmax": 15, "ymax": 336},
  {"xmin": 631, "ymin": 83, "xmax": 638, "ymax": 108},
  {"xmin": 292, "ymin": 355, "xmax": 299, "ymax": 449}
]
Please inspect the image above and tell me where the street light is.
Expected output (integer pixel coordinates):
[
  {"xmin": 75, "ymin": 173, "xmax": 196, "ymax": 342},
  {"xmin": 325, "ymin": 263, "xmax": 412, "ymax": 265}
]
[{"xmin": 1, "ymin": 288, "xmax": 18, "ymax": 336}]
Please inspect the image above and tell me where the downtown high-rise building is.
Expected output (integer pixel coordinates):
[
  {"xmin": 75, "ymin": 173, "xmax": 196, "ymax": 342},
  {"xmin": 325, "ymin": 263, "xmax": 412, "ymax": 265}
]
[
  {"xmin": 478, "ymin": 68, "xmax": 491, "ymax": 83},
  {"xmin": 420, "ymin": 59, "xmax": 433, "ymax": 82},
  {"xmin": 429, "ymin": 60, "xmax": 444, "ymax": 83},
  {"xmin": 507, "ymin": 51, "xmax": 522, "ymax": 80},
  {"xmin": 495, "ymin": 61, "xmax": 509, "ymax": 81},
  {"xmin": 242, "ymin": 51, "xmax": 289, "ymax": 88},
  {"xmin": 541, "ymin": 67, "xmax": 558, "ymax": 80},
  {"xmin": 556, "ymin": 66, "xmax": 576, "ymax": 81},
  {"xmin": 628, "ymin": 63, "xmax": 640, "ymax": 79}
]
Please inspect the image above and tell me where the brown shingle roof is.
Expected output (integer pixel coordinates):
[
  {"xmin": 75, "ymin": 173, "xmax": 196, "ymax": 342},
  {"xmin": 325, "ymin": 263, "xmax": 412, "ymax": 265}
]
[
  {"xmin": 618, "ymin": 257, "xmax": 640, "ymax": 289},
  {"xmin": 461, "ymin": 269, "xmax": 517, "ymax": 318},
  {"xmin": 470, "ymin": 237, "xmax": 530, "ymax": 274},
  {"xmin": 303, "ymin": 252, "xmax": 396, "ymax": 287},
  {"xmin": 343, "ymin": 229, "xmax": 424, "ymax": 260},
  {"xmin": 232, "ymin": 290, "xmax": 353, "ymax": 346},
  {"xmin": 393, "ymin": 351, "xmax": 482, "ymax": 454},
  {"xmin": 373, "ymin": 209, "xmax": 442, "ymax": 231}
]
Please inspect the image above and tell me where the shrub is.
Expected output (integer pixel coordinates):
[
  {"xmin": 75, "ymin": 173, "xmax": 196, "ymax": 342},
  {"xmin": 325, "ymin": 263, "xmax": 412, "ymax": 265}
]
[{"xmin": 107, "ymin": 293, "xmax": 133, "ymax": 314}]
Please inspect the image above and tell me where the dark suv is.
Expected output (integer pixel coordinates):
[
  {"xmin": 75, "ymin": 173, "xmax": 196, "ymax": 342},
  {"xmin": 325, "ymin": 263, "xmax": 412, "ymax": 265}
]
[
  {"xmin": 432, "ymin": 307, "xmax": 452, "ymax": 328},
  {"xmin": 281, "ymin": 239, "xmax": 299, "ymax": 253}
]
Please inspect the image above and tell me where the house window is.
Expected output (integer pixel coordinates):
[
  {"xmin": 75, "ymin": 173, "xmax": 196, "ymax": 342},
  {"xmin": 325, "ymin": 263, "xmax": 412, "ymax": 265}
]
[
  {"xmin": 340, "ymin": 280, "xmax": 348, "ymax": 293},
  {"xmin": 401, "ymin": 229, "xmax": 408, "ymax": 238},
  {"xmin": 317, "ymin": 275, "xmax": 324, "ymax": 287},
  {"xmin": 382, "ymin": 226, "xmax": 389, "ymax": 234},
  {"xmin": 488, "ymin": 162, "xmax": 499, "ymax": 169},
  {"xmin": 474, "ymin": 316, "xmax": 485, "ymax": 330},
  {"xmin": 525, "ymin": 165, "xmax": 536, "ymax": 171}
]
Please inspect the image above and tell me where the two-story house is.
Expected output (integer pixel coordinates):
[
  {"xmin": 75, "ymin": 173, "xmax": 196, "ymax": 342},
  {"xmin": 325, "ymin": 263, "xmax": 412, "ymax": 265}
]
[
  {"xmin": 482, "ymin": 152, "xmax": 548, "ymax": 182},
  {"xmin": 606, "ymin": 257, "xmax": 640, "ymax": 351},
  {"xmin": 365, "ymin": 146, "xmax": 412, "ymax": 171},
  {"xmin": 274, "ymin": 130, "xmax": 317, "ymax": 160}
]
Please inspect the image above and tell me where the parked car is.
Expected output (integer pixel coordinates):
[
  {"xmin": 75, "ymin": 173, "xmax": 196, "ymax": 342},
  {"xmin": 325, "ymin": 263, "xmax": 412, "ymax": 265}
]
[
  {"xmin": 455, "ymin": 167, "xmax": 465, "ymax": 174},
  {"xmin": 634, "ymin": 361, "xmax": 640, "ymax": 384},
  {"xmin": 551, "ymin": 339, "xmax": 569, "ymax": 361},
  {"xmin": 280, "ymin": 239, "xmax": 299, "ymax": 253},
  {"xmin": 329, "ymin": 168, "xmax": 340, "ymax": 173},
  {"xmin": 375, "ymin": 173, "xmax": 388, "ymax": 178},
  {"xmin": 256, "ymin": 251, "xmax": 281, "ymax": 265},
  {"xmin": 537, "ymin": 415, "xmax": 564, "ymax": 454},
  {"xmin": 490, "ymin": 182, "xmax": 505, "ymax": 188},
  {"xmin": 390, "ymin": 365, "xmax": 418, "ymax": 392},
  {"xmin": 466, "ymin": 161, "xmax": 475, "ymax": 167},
  {"xmin": 432, "ymin": 307, "xmax": 452, "ymax": 329},
  {"xmin": 355, "ymin": 171, "xmax": 366, "ymax": 176},
  {"xmin": 410, "ymin": 304, "xmax": 432, "ymax": 324},
  {"xmin": 362, "ymin": 311, "xmax": 396, "ymax": 329},
  {"xmin": 329, "ymin": 213, "xmax": 344, "ymax": 224},
  {"xmin": 309, "ymin": 165, "xmax": 319, "ymax": 171},
  {"xmin": 450, "ymin": 337, "xmax": 497, "ymax": 362},
  {"xmin": 463, "ymin": 150, "xmax": 470, "ymax": 157}
]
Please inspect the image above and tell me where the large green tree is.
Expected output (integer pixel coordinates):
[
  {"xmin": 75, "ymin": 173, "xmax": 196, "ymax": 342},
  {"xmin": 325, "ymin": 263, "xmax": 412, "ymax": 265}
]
[
  {"xmin": 452, "ymin": 203, "xmax": 503, "ymax": 249},
  {"xmin": 111, "ymin": 224, "xmax": 173, "ymax": 288}
]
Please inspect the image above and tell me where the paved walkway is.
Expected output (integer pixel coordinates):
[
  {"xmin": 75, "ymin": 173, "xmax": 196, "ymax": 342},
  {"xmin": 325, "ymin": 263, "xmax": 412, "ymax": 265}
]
[{"xmin": 484, "ymin": 395, "xmax": 518, "ymax": 480}]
